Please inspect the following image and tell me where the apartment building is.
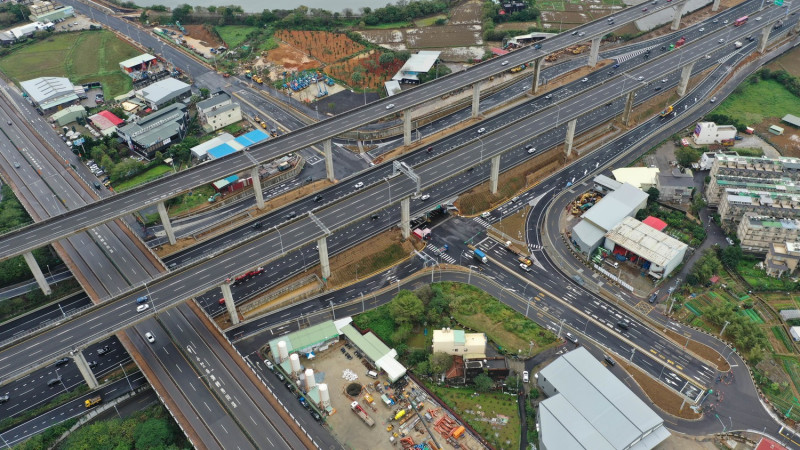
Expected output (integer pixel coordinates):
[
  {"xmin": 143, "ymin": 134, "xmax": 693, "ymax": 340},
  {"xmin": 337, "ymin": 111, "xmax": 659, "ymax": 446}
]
[
  {"xmin": 736, "ymin": 213, "xmax": 800, "ymax": 254},
  {"xmin": 705, "ymin": 154, "xmax": 800, "ymax": 207},
  {"xmin": 719, "ymin": 190, "xmax": 800, "ymax": 230},
  {"xmin": 764, "ymin": 242, "xmax": 800, "ymax": 277}
]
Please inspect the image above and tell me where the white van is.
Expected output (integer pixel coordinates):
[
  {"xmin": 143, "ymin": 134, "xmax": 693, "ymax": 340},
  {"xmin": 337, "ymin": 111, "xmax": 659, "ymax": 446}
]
[
  {"xmin": 604, "ymin": 259, "xmax": 619, "ymax": 269},
  {"xmin": 366, "ymin": 370, "xmax": 378, "ymax": 379}
]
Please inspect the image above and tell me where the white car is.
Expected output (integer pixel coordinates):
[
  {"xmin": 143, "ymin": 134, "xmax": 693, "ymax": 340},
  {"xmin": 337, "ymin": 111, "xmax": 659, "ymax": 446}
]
[
  {"xmin": 578, "ymin": 32, "xmax": 585, "ymax": 36},
  {"xmin": 723, "ymin": 19, "xmax": 728, "ymax": 24},
  {"xmin": 581, "ymin": 78, "xmax": 588, "ymax": 83},
  {"xmin": 354, "ymin": 181, "xmax": 364, "ymax": 189},
  {"xmin": 420, "ymin": 194, "xmax": 430, "ymax": 201},
  {"xmin": 136, "ymin": 304, "xmax": 150, "ymax": 313},
  {"xmin": 705, "ymin": 54, "xmax": 712, "ymax": 59},
  {"xmin": 710, "ymin": 96, "xmax": 717, "ymax": 103},
  {"xmin": 699, "ymin": 27, "xmax": 705, "ymax": 32},
  {"xmin": 755, "ymin": 16, "xmax": 762, "ymax": 21},
  {"xmin": 501, "ymin": 61, "xmax": 509, "ymax": 66},
  {"xmin": 661, "ymin": 79, "xmax": 667, "ymax": 83},
  {"xmin": 481, "ymin": 211, "xmax": 491, "ymax": 219},
  {"xmin": 637, "ymin": 76, "xmax": 644, "ymax": 81},
  {"xmin": 522, "ymin": 371, "xmax": 529, "ymax": 383},
  {"xmin": 718, "ymin": 38, "xmax": 725, "ymax": 43},
  {"xmin": 145, "ymin": 332, "xmax": 155, "ymax": 343},
  {"xmin": 519, "ymin": 263, "xmax": 531, "ymax": 272},
  {"xmin": 477, "ymin": 127, "xmax": 486, "ymax": 133},
  {"xmin": 386, "ymin": 104, "xmax": 395, "ymax": 109}
]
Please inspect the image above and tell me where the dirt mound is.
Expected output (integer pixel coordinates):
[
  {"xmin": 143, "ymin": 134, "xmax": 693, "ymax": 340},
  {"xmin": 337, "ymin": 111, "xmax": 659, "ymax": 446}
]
[
  {"xmin": 183, "ymin": 24, "xmax": 223, "ymax": 48},
  {"xmin": 264, "ymin": 42, "xmax": 319, "ymax": 72}
]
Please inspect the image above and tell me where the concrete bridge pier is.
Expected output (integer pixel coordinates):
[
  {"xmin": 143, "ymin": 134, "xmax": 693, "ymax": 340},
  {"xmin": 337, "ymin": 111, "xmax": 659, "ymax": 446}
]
[
  {"xmin": 531, "ymin": 58, "xmax": 543, "ymax": 94},
  {"xmin": 588, "ymin": 37, "xmax": 601, "ymax": 67},
  {"xmin": 671, "ymin": 3, "xmax": 686, "ymax": 31},
  {"xmin": 401, "ymin": 197, "xmax": 410, "ymax": 239},
  {"xmin": 677, "ymin": 62, "xmax": 695, "ymax": 97},
  {"xmin": 759, "ymin": 26, "xmax": 771, "ymax": 53},
  {"xmin": 317, "ymin": 237, "xmax": 330, "ymax": 279},
  {"xmin": 23, "ymin": 251, "xmax": 51, "ymax": 295},
  {"xmin": 323, "ymin": 139, "xmax": 335, "ymax": 182},
  {"xmin": 403, "ymin": 110, "xmax": 412, "ymax": 145},
  {"xmin": 156, "ymin": 201, "xmax": 176, "ymax": 245},
  {"xmin": 564, "ymin": 119, "xmax": 577, "ymax": 156},
  {"xmin": 490, "ymin": 155, "xmax": 501, "ymax": 194},
  {"xmin": 471, "ymin": 83, "xmax": 481, "ymax": 118},
  {"xmin": 250, "ymin": 167, "xmax": 264, "ymax": 209},
  {"xmin": 74, "ymin": 350, "xmax": 99, "ymax": 389},
  {"xmin": 220, "ymin": 282, "xmax": 239, "ymax": 325}
]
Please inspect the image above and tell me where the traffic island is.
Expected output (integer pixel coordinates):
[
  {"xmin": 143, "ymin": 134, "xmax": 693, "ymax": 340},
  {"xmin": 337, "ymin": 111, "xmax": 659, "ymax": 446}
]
[
  {"xmin": 613, "ymin": 354, "xmax": 703, "ymax": 420},
  {"xmin": 663, "ymin": 327, "xmax": 731, "ymax": 372}
]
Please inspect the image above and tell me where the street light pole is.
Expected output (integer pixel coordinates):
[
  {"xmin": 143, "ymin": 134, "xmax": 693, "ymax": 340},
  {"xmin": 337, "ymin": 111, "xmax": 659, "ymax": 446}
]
[{"xmin": 120, "ymin": 363, "xmax": 134, "ymax": 393}]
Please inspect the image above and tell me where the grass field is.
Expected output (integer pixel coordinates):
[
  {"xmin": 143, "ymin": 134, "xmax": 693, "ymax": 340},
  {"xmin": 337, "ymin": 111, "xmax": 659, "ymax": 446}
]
[
  {"xmin": 214, "ymin": 25, "xmax": 258, "ymax": 48},
  {"xmin": 415, "ymin": 15, "xmax": 447, "ymax": 27},
  {"xmin": 715, "ymin": 79, "xmax": 800, "ymax": 125},
  {"xmin": 0, "ymin": 30, "xmax": 140, "ymax": 98},
  {"xmin": 737, "ymin": 257, "xmax": 799, "ymax": 291},
  {"xmin": 424, "ymin": 383, "xmax": 520, "ymax": 450},
  {"xmin": 114, "ymin": 165, "xmax": 173, "ymax": 192}
]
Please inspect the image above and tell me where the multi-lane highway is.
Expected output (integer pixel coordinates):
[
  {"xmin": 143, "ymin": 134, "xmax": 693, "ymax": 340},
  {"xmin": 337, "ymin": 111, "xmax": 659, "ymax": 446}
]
[{"xmin": 0, "ymin": 0, "xmax": 698, "ymax": 261}]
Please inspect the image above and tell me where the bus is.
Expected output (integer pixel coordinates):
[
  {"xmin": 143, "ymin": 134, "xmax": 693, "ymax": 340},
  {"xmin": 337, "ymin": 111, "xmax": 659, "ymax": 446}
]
[{"xmin": 734, "ymin": 16, "xmax": 749, "ymax": 26}]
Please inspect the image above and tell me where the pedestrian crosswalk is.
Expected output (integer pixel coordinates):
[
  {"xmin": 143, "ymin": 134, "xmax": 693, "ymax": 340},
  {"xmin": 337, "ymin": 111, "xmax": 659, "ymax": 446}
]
[
  {"xmin": 473, "ymin": 217, "xmax": 491, "ymax": 228},
  {"xmin": 439, "ymin": 253, "xmax": 456, "ymax": 264}
]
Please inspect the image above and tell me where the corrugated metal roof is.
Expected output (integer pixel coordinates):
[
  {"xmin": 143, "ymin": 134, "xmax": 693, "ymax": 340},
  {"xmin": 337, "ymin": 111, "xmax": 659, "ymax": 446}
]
[
  {"xmin": 782, "ymin": 114, "xmax": 800, "ymax": 128},
  {"xmin": 572, "ymin": 220, "xmax": 606, "ymax": 248},
  {"xmin": 340, "ymin": 324, "xmax": 393, "ymax": 362},
  {"xmin": 207, "ymin": 143, "xmax": 239, "ymax": 159},
  {"xmin": 605, "ymin": 216, "xmax": 687, "ymax": 267},
  {"xmin": 234, "ymin": 129, "xmax": 269, "ymax": 147},
  {"xmin": 538, "ymin": 348, "xmax": 668, "ymax": 449},
  {"xmin": 119, "ymin": 53, "xmax": 156, "ymax": 69},
  {"xmin": 20, "ymin": 76, "xmax": 74, "ymax": 104},
  {"xmin": 582, "ymin": 183, "xmax": 647, "ymax": 231},
  {"xmin": 268, "ymin": 321, "xmax": 340, "ymax": 361}
]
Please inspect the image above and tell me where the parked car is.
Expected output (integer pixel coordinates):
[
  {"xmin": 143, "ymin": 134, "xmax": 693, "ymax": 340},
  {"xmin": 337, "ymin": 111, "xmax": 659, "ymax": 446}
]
[{"xmin": 522, "ymin": 371, "xmax": 529, "ymax": 383}]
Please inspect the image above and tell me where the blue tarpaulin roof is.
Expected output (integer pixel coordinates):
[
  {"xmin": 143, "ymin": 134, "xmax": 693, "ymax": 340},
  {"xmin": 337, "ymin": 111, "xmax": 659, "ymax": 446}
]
[
  {"xmin": 207, "ymin": 143, "xmax": 239, "ymax": 159},
  {"xmin": 235, "ymin": 129, "xmax": 269, "ymax": 147}
]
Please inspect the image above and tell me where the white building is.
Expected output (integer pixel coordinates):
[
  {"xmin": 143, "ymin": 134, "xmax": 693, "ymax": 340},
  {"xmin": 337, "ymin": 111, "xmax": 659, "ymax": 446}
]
[
  {"xmin": 392, "ymin": 51, "xmax": 441, "ymax": 84},
  {"xmin": 196, "ymin": 92, "xmax": 241, "ymax": 132},
  {"xmin": 537, "ymin": 347, "xmax": 670, "ymax": 450},
  {"xmin": 20, "ymin": 76, "xmax": 77, "ymax": 113},
  {"xmin": 135, "ymin": 77, "xmax": 191, "ymax": 110},
  {"xmin": 604, "ymin": 216, "xmax": 688, "ymax": 279},
  {"xmin": 611, "ymin": 167, "xmax": 659, "ymax": 191},
  {"xmin": 693, "ymin": 122, "xmax": 737, "ymax": 145},
  {"xmin": 432, "ymin": 328, "xmax": 487, "ymax": 359}
]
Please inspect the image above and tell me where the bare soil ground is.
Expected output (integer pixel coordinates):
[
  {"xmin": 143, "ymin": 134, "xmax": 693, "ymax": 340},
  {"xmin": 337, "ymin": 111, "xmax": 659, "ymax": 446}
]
[
  {"xmin": 654, "ymin": 434, "xmax": 729, "ymax": 450},
  {"xmin": 450, "ymin": 0, "xmax": 484, "ymax": 25},
  {"xmin": 613, "ymin": 354, "xmax": 702, "ymax": 420},
  {"xmin": 491, "ymin": 205, "xmax": 531, "ymax": 244},
  {"xmin": 752, "ymin": 118, "xmax": 800, "ymax": 157},
  {"xmin": 264, "ymin": 42, "xmax": 319, "ymax": 72},
  {"xmin": 183, "ymin": 24, "xmax": 223, "ymax": 48},
  {"xmin": 405, "ymin": 25, "xmax": 483, "ymax": 48},
  {"xmin": 766, "ymin": 44, "xmax": 800, "ymax": 77}
]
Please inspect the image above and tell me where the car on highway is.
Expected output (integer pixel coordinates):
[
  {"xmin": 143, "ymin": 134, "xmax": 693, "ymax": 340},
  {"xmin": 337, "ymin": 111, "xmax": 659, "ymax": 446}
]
[
  {"xmin": 565, "ymin": 333, "xmax": 578, "ymax": 344},
  {"xmin": 420, "ymin": 194, "xmax": 430, "ymax": 201},
  {"xmin": 755, "ymin": 16, "xmax": 762, "ymax": 21},
  {"xmin": 285, "ymin": 211, "xmax": 297, "ymax": 220},
  {"xmin": 710, "ymin": 96, "xmax": 717, "ymax": 103},
  {"xmin": 251, "ymin": 221, "xmax": 263, "ymax": 230},
  {"xmin": 55, "ymin": 357, "xmax": 70, "ymax": 366},
  {"xmin": 136, "ymin": 303, "xmax": 150, "ymax": 313},
  {"xmin": 718, "ymin": 38, "xmax": 725, "ymax": 43},
  {"xmin": 723, "ymin": 19, "xmax": 728, "ymax": 24},
  {"xmin": 481, "ymin": 211, "xmax": 491, "ymax": 219},
  {"xmin": 385, "ymin": 104, "xmax": 395, "ymax": 109},
  {"xmin": 661, "ymin": 79, "xmax": 667, "ymax": 83},
  {"xmin": 13, "ymin": 162, "xmax": 20, "ymax": 168},
  {"xmin": 145, "ymin": 332, "xmax": 155, "ymax": 343},
  {"xmin": 705, "ymin": 55, "xmax": 712, "ymax": 59},
  {"xmin": 88, "ymin": 360, "xmax": 97, "ymax": 369},
  {"xmin": 544, "ymin": 94, "xmax": 552, "ymax": 100},
  {"xmin": 501, "ymin": 61, "xmax": 509, "ymax": 66},
  {"xmin": 641, "ymin": 7, "xmax": 648, "ymax": 11},
  {"xmin": 6, "ymin": 120, "xmax": 10, "ymax": 126},
  {"xmin": 354, "ymin": 181, "xmax": 364, "ymax": 189},
  {"xmin": 477, "ymin": 127, "xmax": 486, "ymax": 133},
  {"xmin": 427, "ymin": 146, "xmax": 434, "ymax": 153},
  {"xmin": 136, "ymin": 296, "xmax": 148, "ymax": 304},
  {"xmin": 522, "ymin": 371, "xmax": 529, "ymax": 383},
  {"xmin": 527, "ymin": 146, "xmax": 536, "ymax": 154},
  {"xmin": 616, "ymin": 321, "xmax": 630, "ymax": 331},
  {"xmin": 97, "ymin": 345, "xmax": 110, "ymax": 356},
  {"xmin": 654, "ymin": 86, "xmax": 662, "ymax": 91},
  {"xmin": 571, "ymin": 31, "xmax": 578, "ymax": 35},
  {"xmin": 604, "ymin": 355, "xmax": 616, "ymax": 366},
  {"xmin": 581, "ymin": 78, "xmax": 588, "ymax": 83},
  {"xmin": 519, "ymin": 263, "xmax": 531, "ymax": 272},
  {"xmin": 699, "ymin": 27, "xmax": 705, "ymax": 32},
  {"xmin": 47, "ymin": 377, "xmax": 62, "ymax": 387},
  {"xmin": 313, "ymin": 195, "xmax": 323, "ymax": 202},
  {"xmin": 578, "ymin": 32, "xmax": 585, "ymax": 37},
  {"xmin": 712, "ymin": 18, "xmax": 718, "ymax": 23},
  {"xmin": 0, "ymin": 393, "xmax": 9, "ymax": 403},
  {"xmin": 637, "ymin": 76, "xmax": 644, "ymax": 81}
]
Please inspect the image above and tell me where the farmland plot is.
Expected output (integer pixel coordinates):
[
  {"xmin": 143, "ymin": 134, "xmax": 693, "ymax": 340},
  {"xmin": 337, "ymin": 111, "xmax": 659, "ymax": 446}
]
[{"xmin": 276, "ymin": 30, "xmax": 365, "ymax": 64}]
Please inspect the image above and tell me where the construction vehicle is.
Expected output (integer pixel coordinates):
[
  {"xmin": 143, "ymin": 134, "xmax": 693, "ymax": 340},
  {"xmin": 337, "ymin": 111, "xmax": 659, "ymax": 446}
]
[
  {"xmin": 721, "ymin": 139, "xmax": 735, "ymax": 147},
  {"xmin": 85, "ymin": 396, "xmax": 102, "ymax": 408},
  {"xmin": 351, "ymin": 401, "xmax": 375, "ymax": 427},
  {"xmin": 659, "ymin": 105, "xmax": 674, "ymax": 117},
  {"xmin": 245, "ymin": 70, "xmax": 252, "ymax": 79},
  {"xmin": 253, "ymin": 75, "xmax": 263, "ymax": 84}
]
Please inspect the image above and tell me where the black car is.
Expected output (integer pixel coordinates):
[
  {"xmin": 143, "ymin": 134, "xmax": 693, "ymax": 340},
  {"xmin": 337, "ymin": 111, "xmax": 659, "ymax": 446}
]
[
  {"xmin": 616, "ymin": 321, "xmax": 629, "ymax": 331},
  {"xmin": 371, "ymin": 214, "xmax": 379, "ymax": 221},
  {"xmin": 285, "ymin": 211, "xmax": 297, "ymax": 220},
  {"xmin": 97, "ymin": 345, "xmax": 110, "ymax": 356},
  {"xmin": 340, "ymin": 347, "xmax": 346, "ymax": 354},
  {"xmin": 276, "ymin": 372, "xmax": 286, "ymax": 382},
  {"xmin": 55, "ymin": 357, "xmax": 70, "ymax": 366},
  {"xmin": 88, "ymin": 360, "xmax": 98, "ymax": 369},
  {"xmin": 47, "ymin": 377, "xmax": 62, "ymax": 387},
  {"xmin": 285, "ymin": 381, "xmax": 296, "ymax": 392},
  {"xmin": 313, "ymin": 195, "xmax": 323, "ymax": 202},
  {"xmin": 311, "ymin": 411, "xmax": 322, "ymax": 421},
  {"xmin": 604, "ymin": 355, "xmax": 616, "ymax": 366},
  {"xmin": 252, "ymin": 221, "xmax": 263, "ymax": 230}
]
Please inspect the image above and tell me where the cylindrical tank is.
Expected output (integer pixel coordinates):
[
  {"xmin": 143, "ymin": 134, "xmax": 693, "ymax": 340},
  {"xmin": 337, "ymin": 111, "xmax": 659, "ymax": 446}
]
[
  {"xmin": 305, "ymin": 368, "xmax": 316, "ymax": 390},
  {"xmin": 277, "ymin": 341, "xmax": 289, "ymax": 361},
  {"xmin": 289, "ymin": 353, "xmax": 301, "ymax": 373},
  {"xmin": 319, "ymin": 384, "xmax": 330, "ymax": 406}
]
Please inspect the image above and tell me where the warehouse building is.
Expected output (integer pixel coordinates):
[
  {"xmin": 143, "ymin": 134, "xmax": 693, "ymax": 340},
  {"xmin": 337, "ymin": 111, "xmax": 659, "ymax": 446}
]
[
  {"xmin": 87, "ymin": 110, "xmax": 125, "ymax": 136},
  {"xmin": 28, "ymin": 2, "xmax": 74, "ymax": 22},
  {"xmin": 340, "ymin": 323, "xmax": 407, "ymax": 382},
  {"xmin": 604, "ymin": 216, "xmax": 687, "ymax": 280},
  {"xmin": 570, "ymin": 183, "xmax": 648, "ymax": 258},
  {"xmin": 116, "ymin": 103, "xmax": 187, "ymax": 157},
  {"xmin": 611, "ymin": 167, "xmax": 659, "ymax": 191},
  {"xmin": 135, "ymin": 77, "xmax": 191, "ymax": 110},
  {"xmin": 49, "ymin": 104, "xmax": 85, "ymax": 127},
  {"xmin": 537, "ymin": 347, "xmax": 670, "ymax": 450},
  {"xmin": 20, "ymin": 76, "xmax": 77, "ymax": 114},
  {"xmin": 692, "ymin": 121, "xmax": 737, "ymax": 145},
  {"xmin": 119, "ymin": 53, "xmax": 158, "ymax": 74},
  {"xmin": 737, "ymin": 214, "xmax": 800, "ymax": 254},
  {"xmin": 197, "ymin": 92, "xmax": 241, "ymax": 132}
]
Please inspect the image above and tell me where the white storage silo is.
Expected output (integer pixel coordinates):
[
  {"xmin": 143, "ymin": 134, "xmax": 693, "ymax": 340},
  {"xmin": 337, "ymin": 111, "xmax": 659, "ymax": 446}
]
[
  {"xmin": 305, "ymin": 368, "xmax": 316, "ymax": 390},
  {"xmin": 277, "ymin": 341, "xmax": 289, "ymax": 361},
  {"xmin": 290, "ymin": 353, "xmax": 302, "ymax": 374}
]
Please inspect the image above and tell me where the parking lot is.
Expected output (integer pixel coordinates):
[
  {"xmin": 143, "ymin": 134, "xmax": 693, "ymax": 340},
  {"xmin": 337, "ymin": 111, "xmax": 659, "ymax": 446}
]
[{"xmin": 291, "ymin": 340, "xmax": 483, "ymax": 450}]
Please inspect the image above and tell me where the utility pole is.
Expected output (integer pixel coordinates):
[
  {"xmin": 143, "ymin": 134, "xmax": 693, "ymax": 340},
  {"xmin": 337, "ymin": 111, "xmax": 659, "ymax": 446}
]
[{"xmin": 720, "ymin": 320, "xmax": 730, "ymax": 337}]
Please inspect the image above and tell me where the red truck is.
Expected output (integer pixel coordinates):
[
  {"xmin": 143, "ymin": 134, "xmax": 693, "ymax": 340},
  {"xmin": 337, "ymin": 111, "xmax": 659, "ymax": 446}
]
[{"xmin": 675, "ymin": 37, "xmax": 687, "ymax": 48}]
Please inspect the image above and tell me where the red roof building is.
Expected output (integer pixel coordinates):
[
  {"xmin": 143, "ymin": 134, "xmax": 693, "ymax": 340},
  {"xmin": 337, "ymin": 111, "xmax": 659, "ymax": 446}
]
[
  {"xmin": 642, "ymin": 216, "xmax": 668, "ymax": 232},
  {"xmin": 491, "ymin": 47, "xmax": 510, "ymax": 56},
  {"xmin": 755, "ymin": 437, "xmax": 787, "ymax": 450}
]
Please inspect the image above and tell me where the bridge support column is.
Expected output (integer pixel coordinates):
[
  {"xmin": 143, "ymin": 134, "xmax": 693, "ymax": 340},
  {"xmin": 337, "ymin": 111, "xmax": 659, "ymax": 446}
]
[
  {"xmin": 471, "ymin": 83, "xmax": 481, "ymax": 118},
  {"xmin": 622, "ymin": 92, "xmax": 634, "ymax": 126},
  {"xmin": 403, "ymin": 110, "xmax": 412, "ymax": 146},
  {"xmin": 564, "ymin": 119, "xmax": 577, "ymax": 157},
  {"xmin": 759, "ymin": 26, "xmax": 771, "ymax": 53},
  {"xmin": 250, "ymin": 167, "xmax": 264, "ymax": 209},
  {"xmin": 23, "ymin": 251, "xmax": 51, "ymax": 295},
  {"xmin": 400, "ymin": 197, "xmax": 410, "ymax": 239},
  {"xmin": 532, "ymin": 58, "xmax": 542, "ymax": 94},
  {"xmin": 670, "ymin": 3, "xmax": 685, "ymax": 31},
  {"xmin": 711, "ymin": 0, "xmax": 720, "ymax": 11},
  {"xmin": 677, "ymin": 61, "xmax": 695, "ymax": 97},
  {"xmin": 490, "ymin": 155, "xmax": 501, "ymax": 194},
  {"xmin": 317, "ymin": 237, "xmax": 330, "ymax": 279},
  {"xmin": 588, "ymin": 37, "xmax": 601, "ymax": 67},
  {"xmin": 157, "ymin": 201, "xmax": 176, "ymax": 245},
  {"xmin": 220, "ymin": 282, "xmax": 239, "ymax": 325},
  {"xmin": 74, "ymin": 350, "xmax": 98, "ymax": 389},
  {"xmin": 323, "ymin": 139, "xmax": 335, "ymax": 182}
]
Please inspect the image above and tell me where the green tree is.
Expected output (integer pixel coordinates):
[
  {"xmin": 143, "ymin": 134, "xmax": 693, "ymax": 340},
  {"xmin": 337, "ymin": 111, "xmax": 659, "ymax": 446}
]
[
  {"xmin": 429, "ymin": 352, "xmax": 453, "ymax": 374},
  {"xmin": 379, "ymin": 52, "xmax": 396, "ymax": 65},
  {"xmin": 675, "ymin": 146, "xmax": 700, "ymax": 167},
  {"xmin": 134, "ymin": 418, "xmax": 172, "ymax": 448},
  {"xmin": 473, "ymin": 373, "xmax": 493, "ymax": 392},
  {"xmin": 199, "ymin": 87, "xmax": 210, "ymax": 98},
  {"xmin": 720, "ymin": 245, "xmax": 742, "ymax": 268},
  {"xmin": 388, "ymin": 290, "xmax": 424, "ymax": 326},
  {"xmin": 139, "ymin": 10, "xmax": 148, "ymax": 24},
  {"xmin": 646, "ymin": 187, "xmax": 660, "ymax": 203},
  {"xmin": 350, "ymin": 72, "xmax": 363, "ymax": 85}
]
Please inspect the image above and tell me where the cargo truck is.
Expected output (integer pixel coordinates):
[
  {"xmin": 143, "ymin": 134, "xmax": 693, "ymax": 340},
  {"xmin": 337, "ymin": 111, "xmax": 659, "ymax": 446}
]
[
  {"xmin": 659, "ymin": 105, "xmax": 674, "ymax": 117},
  {"xmin": 675, "ymin": 37, "xmax": 687, "ymax": 48},
  {"xmin": 85, "ymin": 396, "xmax": 102, "ymax": 408},
  {"xmin": 351, "ymin": 401, "xmax": 375, "ymax": 427},
  {"xmin": 473, "ymin": 249, "xmax": 488, "ymax": 263}
]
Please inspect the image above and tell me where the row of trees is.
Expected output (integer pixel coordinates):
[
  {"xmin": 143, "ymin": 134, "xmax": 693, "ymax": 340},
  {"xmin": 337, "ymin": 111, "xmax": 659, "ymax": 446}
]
[{"xmin": 0, "ymin": 2, "xmax": 29, "ymax": 28}]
